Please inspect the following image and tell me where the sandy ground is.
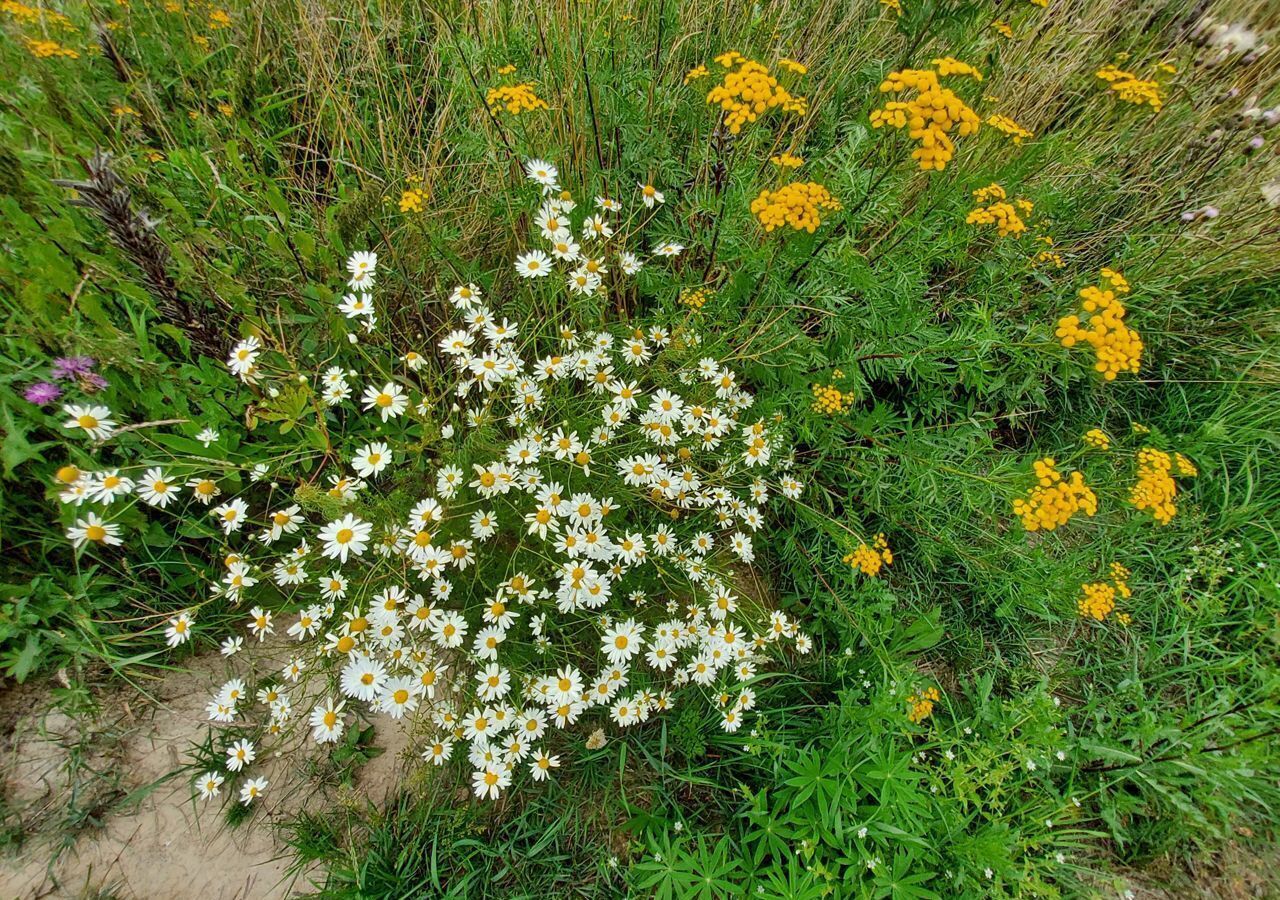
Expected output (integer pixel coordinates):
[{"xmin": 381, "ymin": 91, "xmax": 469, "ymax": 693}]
[{"xmin": 0, "ymin": 649, "xmax": 411, "ymax": 900}]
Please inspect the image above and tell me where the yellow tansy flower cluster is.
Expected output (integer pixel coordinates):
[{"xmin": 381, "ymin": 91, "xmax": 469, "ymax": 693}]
[
  {"xmin": 750, "ymin": 182, "xmax": 841, "ymax": 233},
  {"xmin": 1174, "ymin": 453, "xmax": 1197, "ymax": 477},
  {"xmin": 967, "ymin": 196, "xmax": 1031, "ymax": 237},
  {"xmin": 1129, "ymin": 447, "xmax": 1195, "ymax": 524},
  {"xmin": 870, "ymin": 64, "xmax": 981, "ymax": 171},
  {"xmin": 972, "ymin": 183, "xmax": 1006, "ymax": 204},
  {"xmin": 810, "ymin": 382, "xmax": 854, "ymax": 415},
  {"xmin": 991, "ymin": 20, "xmax": 1014, "ymax": 38},
  {"xmin": 1012, "ymin": 458, "xmax": 1097, "ymax": 531},
  {"xmin": 1055, "ymin": 271, "xmax": 1142, "ymax": 381},
  {"xmin": 24, "ymin": 37, "xmax": 79, "ymax": 58},
  {"xmin": 1077, "ymin": 581, "xmax": 1116, "ymax": 620},
  {"xmin": 496, "ymin": 63, "xmax": 517, "ymax": 75},
  {"xmin": 907, "ymin": 687, "xmax": 941, "ymax": 723},
  {"xmin": 778, "ymin": 58, "xmax": 808, "ymax": 75},
  {"xmin": 705, "ymin": 55, "xmax": 807, "ymax": 134},
  {"xmin": 679, "ymin": 287, "xmax": 713, "ymax": 309},
  {"xmin": 684, "ymin": 64, "xmax": 709, "ymax": 84},
  {"xmin": 844, "ymin": 534, "xmax": 892, "ymax": 576},
  {"xmin": 399, "ymin": 187, "xmax": 427, "ymax": 214},
  {"xmin": 1096, "ymin": 64, "xmax": 1164, "ymax": 111},
  {"xmin": 770, "ymin": 152, "xmax": 804, "ymax": 168},
  {"xmin": 931, "ymin": 57, "xmax": 984, "ymax": 81},
  {"xmin": 986, "ymin": 113, "xmax": 1033, "ymax": 143},
  {"xmin": 485, "ymin": 83, "xmax": 549, "ymax": 115},
  {"xmin": 3, "ymin": 0, "xmax": 73, "ymax": 28},
  {"xmin": 1083, "ymin": 428, "xmax": 1111, "ymax": 451},
  {"xmin": 1033, "ymin": 250, "xmax": 1065, "ymax": 269},
  {"xmin": 1078, "ymin": 563, "xmax": 1132, "ymax": 620}
]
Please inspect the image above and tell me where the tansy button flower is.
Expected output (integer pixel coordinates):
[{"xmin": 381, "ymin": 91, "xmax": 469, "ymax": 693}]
[
  {"xmin": 1129, "ymin": 447, "xmax": 1195, "ymax": 524},
  {"xmin": 870, "ymin": 63, "xmax": 981, "ymax": 171},
  {"xmin": 1012, "ymin": 457, "xmax": 1097, "ymax": 531},
  {"xmin": 844, "ymin": 533, "xmax": 893, "ymax": 576},
  {"xmin": 485, "ymin": 83, "xmax": 549, "ymax": 115},
  {"xmin": 985, "ymin": 113, "xmax": 1033, "ymax": 143},
  {"xmin": 705, "ymin": 57, "xmax": 808, "ymax": 134},
  {"xmin": 750, "ymin": 182, "xmax": 841, "ymax": 232},
  {"xmin": 1055, "ymin": 270, "xmax": 1143, "ymax": 380},
  {"xmin": 1083, "ymin": 428, "xmax": 1111, "ymax": 451},
  {"xmin": 907, "ymin": 686, "xmax": 941, "ymax": 723},
  {"xmin": 966, "ymin": 186, "xmax": 1031, "ymax": 237},
  {"xmin": 1096, "ymin": 63, "xmax": 1164, "ymax": 111}
]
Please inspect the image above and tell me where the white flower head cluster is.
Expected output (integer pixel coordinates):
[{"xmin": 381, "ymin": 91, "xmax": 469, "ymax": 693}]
[{"xmin": 52, "ymin": 162, "xmax": 810, "ymax": 805}]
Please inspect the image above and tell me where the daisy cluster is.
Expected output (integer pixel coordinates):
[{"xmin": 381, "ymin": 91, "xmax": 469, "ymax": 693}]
[{"xmin": 53, "ymin": 160, "xmax": 811, "ymax": 805}]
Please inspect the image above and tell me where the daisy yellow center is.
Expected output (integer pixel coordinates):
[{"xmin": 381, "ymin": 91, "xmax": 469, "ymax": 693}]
[
  {"xmin": 349, "ymin": 617, "xmax": 368, "ymax": 633},
  {"xmin": 336, "ymin": 528, "xmax": 354, "ymax": 544},
  {"xmin": 484, "ymin": 771, "xmax": 498, "ymax": 786},
  {"xmin": 479, "ymin": 472, "xmax": 496, "ymax": 487},
  {"xmin": 393, "ymin": 689, "xmax": 409, "ymax": 704},
  {"xmin": 376, "ymin": 393, "xmax": 393, "ymax": 407},
  {"xmin": 451, "ymin": 545, "xmax": 467, "ymax": 559},
  {"xmin": 85, "ymin": 524, "xmax": 107, "ymax": 541},
  {"xmin": 336, "ymin": 635, "xmax": 356, "ymax": 653},
  {"xmin": 103, "ymin": 475, "xmax": 121, "ymax": 489},
  {"xmin": 443, "ymin": 624, "xmax": 456, "ymax": 637},
  {"xmin": 614, "ymin": 635, "xmax": 628, "ymax": 649},
  {"xmin": 77, "ymin": 414, "xmax": 99, "ymax": 429},
  {"xmin": 323, "ymin": 710, "xmax": 338, "ymax": 727},
  {"xmin": 153, "ymin": 480, "xmax": 168, "ymax": 493},
  {"xmin": 421, "ymin": 670, "xmax": 436, "ymax": 684},
  {"xmin": 57, "ymin": 465, "xmax": 81, "ymax": 483},
  {"xmin": 361, "ymin": 673, "xmax": 374, "ymax": 686}
]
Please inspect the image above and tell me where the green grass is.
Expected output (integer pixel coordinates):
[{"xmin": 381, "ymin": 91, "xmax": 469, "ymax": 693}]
[{"xmin": 2, "ymin": 0, "xmax": 1280, "ymax": 897}]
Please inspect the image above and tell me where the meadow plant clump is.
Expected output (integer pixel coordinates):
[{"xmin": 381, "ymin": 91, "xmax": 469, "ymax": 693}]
[{"xmin": 52, "ymin": 160, "xmax": 816, "ymax": 805}]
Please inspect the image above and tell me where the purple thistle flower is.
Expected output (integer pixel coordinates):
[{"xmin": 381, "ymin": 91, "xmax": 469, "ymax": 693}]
[
  {"xmin": 23, "ymin": 381, "xmax": 63, "ymax": 406},
  {"xmin": 51, "ymin": 356, "xmax": 96, "ymax": 381}
]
